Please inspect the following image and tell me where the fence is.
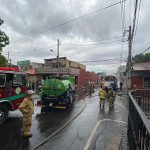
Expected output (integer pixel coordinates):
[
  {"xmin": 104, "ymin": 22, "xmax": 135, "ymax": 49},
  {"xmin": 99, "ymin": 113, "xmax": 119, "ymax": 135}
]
[{"xmin": 128, "ymin": 89, "xmax": 150, "ymax": 150}]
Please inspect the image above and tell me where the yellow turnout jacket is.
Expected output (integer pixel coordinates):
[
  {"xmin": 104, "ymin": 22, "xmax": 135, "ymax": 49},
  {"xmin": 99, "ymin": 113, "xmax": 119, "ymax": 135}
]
[
  {"xmin": 19, "ymin": 97, "xmax": 34, "ymax": 116},
  {"xmin": 99, "ymin": 89, "xmax": 107, "ymax": 99}
]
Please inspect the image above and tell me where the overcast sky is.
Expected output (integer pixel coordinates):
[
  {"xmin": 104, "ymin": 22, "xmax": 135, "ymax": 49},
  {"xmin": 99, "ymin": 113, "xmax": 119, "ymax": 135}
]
[{"xmin": 0, "ymin": 0, "xmax": 149, "ymax": 74}]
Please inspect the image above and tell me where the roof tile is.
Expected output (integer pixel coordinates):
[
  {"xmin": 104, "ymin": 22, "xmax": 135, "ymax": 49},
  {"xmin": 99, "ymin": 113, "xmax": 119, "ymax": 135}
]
[{"xmin": 132, "ymin": 63, "xmax": 150, "ymax": 71}]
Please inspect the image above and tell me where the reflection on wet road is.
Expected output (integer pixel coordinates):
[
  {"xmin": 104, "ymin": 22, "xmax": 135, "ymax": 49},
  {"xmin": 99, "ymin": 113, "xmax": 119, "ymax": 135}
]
[
  {"xmin": 0, "ymin": 90, "xmax": 128, "ymax": 150},
  {"xmin": 0, "ymin": 95, "xmax": 85, "ymax": 150}
]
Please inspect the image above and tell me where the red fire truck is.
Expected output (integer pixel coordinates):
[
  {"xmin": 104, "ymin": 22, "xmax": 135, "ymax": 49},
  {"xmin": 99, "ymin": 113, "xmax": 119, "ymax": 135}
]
[{"xmin": 0, "ymin": 67, "xmax": 28, "ymax": 125}]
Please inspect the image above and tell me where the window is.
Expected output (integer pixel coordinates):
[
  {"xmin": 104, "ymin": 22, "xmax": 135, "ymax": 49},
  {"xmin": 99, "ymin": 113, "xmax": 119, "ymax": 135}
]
[
  {"xmin": 144, "ymin": 77, "xmax": 150, "ymax": 88},
  {"xmin": 75, "ymin": 76, "xmax": 78, "ymax": 85},
  {"xmin": 0, "ymin": 74, "xmax": 6, "ymax": 87},
  {"xmin": 13, "ymin": 74, "xmax": 26, "ymax": 86}
]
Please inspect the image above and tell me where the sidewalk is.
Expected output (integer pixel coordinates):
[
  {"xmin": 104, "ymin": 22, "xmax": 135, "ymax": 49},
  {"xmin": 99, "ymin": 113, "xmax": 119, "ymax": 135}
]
[
  {"xmin": 85, "ymin": 89, "xmax": 129, "ymax": 150},
  {"xmin": 108, "ymin": 89, "xmax": 128, "ymax": 150}
]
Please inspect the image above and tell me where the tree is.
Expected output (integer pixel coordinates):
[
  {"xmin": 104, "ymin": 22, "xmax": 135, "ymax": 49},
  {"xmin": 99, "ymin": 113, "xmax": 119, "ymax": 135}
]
[
  {"xmin": 116, "ymin": 65, "xmax": 126, "ymax": 82},
  {"xmin": 0, "ymin": 18, "xmax": 9, "ymax": 66},
  {"xmin": 97, "ymin": 71, "xmax": 106, "ymax": 76},
  {"xmin": 132, "ymin": 53, "xmax": 150, "ymax": 64},
  {"xmin": 0, "ymin": 54, "xmax": 7, "ymax": 66}
]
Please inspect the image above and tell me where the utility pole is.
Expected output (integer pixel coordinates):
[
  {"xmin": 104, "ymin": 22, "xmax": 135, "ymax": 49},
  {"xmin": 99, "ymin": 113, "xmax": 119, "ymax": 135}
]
[
  {"xmin": 128, "ymin": 26, "xmax": 132, "ymax": 89},
  {"xmin": 7, "ymin": 51, "xmax": 9, "ymax": 64},
  {"xmin": 10, "ymin": 59, "xmax": 11, "ymax": 66},
  {"xmin": 7, "ymin": 51, "xmax": 10, "ymax": 66},
  {"xmin": 57, "ymin": 39, "xmax": 60, "ymax": 77}
]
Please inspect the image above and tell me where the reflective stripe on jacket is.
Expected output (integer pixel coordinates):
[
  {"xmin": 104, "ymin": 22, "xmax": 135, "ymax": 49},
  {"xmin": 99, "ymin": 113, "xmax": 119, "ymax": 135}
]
[{"xmin": 99, "ymin": 90, "xmax": 107, "ymax": 99}]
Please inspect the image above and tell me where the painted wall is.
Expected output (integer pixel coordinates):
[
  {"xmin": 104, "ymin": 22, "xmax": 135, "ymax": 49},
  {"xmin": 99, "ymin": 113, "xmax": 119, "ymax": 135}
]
[
  {"xmin": 131, "ymin": 76, "xmax": 143, "ymax": 89},
  {"xmin": 76, "ymin": 70, "xmax": 100, "ymax": 88},
  {"xmin": 131, "ymin": 71, "xmax": 150, "ymax": 89},
  {"xmin": 85, "ymin": 71, "xmax": 100, "ymax": 86},
  {"xmin": 78, "ymin": 69, "xmax": 86, "ymax": 87}
]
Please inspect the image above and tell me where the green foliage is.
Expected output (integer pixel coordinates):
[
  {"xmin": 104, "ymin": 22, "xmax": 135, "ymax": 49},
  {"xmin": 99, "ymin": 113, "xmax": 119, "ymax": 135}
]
[
  {"xmin": 116, "ymin": 65, "xmax": 125, "ymax": 82},
  {"xmin": 0, "ymin": 18, "xmax": 9, "ymax": 66},
  {"xmin": 0, "ymin": 54, "xmax": 7, "ymax": 66},
  {"xmin": 132, "ymin": 53, "xmax": 150, "ymax": 64},
  {"xmin": 98, "ymin": 71, "xmax": 106, "ymax": 75},
  {"xmin": 0, "ymin": 18, "xmax": 9, "ymax": 51},
  {"xmin": 0, "ymin": 30, "xmax": 9, "ymax": 51},
  {"xmin": 0, "ymin": 19, "xmax": 4, "ymax": 26}
]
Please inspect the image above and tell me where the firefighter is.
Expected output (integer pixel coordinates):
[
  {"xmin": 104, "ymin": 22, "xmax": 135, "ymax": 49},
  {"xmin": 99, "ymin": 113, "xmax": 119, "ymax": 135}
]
[
  {"xmin": 120, "ymin": 82, "xmax": 123, "ymax": 91},
  {"xmin": 99, "ymin": 87, "xmax": 107, "ymax": 108},
  {"xmin": 107, "ymin": 86, "xmax": 116, "ymax": 108},
  {"xmin": 19, "ymin": 91, "xmax": 34, "ymax": 138}
]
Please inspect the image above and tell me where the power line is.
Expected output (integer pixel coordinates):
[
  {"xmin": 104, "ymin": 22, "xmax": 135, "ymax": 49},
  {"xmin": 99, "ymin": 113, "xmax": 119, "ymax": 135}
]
[
  {"xmin": 120, "ymin": 0, "xmax": 126, "ymax": 32},
  {"xmin": 12, "ymin": 0, "xmax": 127, "ymax": 44},
  {"xmin": 129, "ymin": 0, "xmax": 132, "ymax": 26},
  {"xmin": 120, "ymin": 0, "xmax": 124, "ymax": 31},
  {"xmin": 62, "ymin": 35, "xmax": 124, "ymax": 44},
  {"xmin": 132, "ymin": 0, "xmax": 142, "ymax": 53},
  {"xmin": 123, "ymin": 0, "xmax": 126, "ymax": 28},
  {"xmin": 80, "ymin": 60, "xmax": 126, "ymax": 64},
  {"xmin": 131, "ymin": 0, "xmax": 139, "ymax": 42},
  {"xmin": 126, "ymin": 0, "xmax": 139, "ymax": 78},
  {"xmin": 119, "ymin": 0, "xmax": 128, "ymax": 67},
  {"xmin": 80, "ymin": 57, "xmax": 126, "ymax": 63},
  {"xmin": 134, "ymin": 0, "xmax": 142, "ymax": 39},
  {"xmin": 132, "ymin": 46, "xmax": 150, "ymax": 64},
  {"xmin": 62, "ymin": 41, "xmax": 122, "ymax": 47},
  {"xmin": 120, "ymin": 0, "xmax": 126, "ymax": 65},
  {"xmin": 136, "ymin": 47, "xmax": 150, "ymax": 55},
  {"xmin": 38, "ymin": 0, "xmax": 127, "ymax": 34}
]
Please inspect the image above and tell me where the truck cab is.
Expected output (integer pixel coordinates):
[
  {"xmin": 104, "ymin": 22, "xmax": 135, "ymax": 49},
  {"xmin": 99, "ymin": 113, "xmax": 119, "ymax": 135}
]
[{"xmin": 0, "ymin": 67, "xmax": 28, "ymax": 125}]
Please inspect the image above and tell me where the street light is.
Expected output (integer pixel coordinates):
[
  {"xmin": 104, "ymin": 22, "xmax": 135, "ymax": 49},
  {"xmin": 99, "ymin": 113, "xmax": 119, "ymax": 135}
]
[
  {"xmin": 50, "ymin": 39, "xmax": 60, "ymax": 77},
  {"xmin": 50, "ymin": 49, "xmax": 56, "ymax": 56},
  {"xmin": 50, "ymin": 49, "xmax": 59, "ymax": 76}
]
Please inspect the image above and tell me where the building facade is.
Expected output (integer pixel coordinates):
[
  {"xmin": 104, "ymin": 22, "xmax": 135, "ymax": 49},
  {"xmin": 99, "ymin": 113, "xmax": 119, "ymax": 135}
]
[
  {"xmin": 23, "ymin": 57, "xmax": 100, "ymax": 88},
  {"xmin": 131, "ymin": 63, "xmax": 150, "ymax": 89}
]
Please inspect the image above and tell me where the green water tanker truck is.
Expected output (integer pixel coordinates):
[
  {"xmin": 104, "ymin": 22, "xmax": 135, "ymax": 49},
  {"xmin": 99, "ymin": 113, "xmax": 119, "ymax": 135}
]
[{"xmin": 37, "ymin": 76, "xmax": 76, "ymax": 109}]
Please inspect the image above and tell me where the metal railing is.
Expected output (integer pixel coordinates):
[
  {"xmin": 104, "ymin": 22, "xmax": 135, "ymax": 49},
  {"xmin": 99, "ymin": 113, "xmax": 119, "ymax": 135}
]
[{"xmin": 128, "ymin": 89, "xmax": 150, "ymax": 150}]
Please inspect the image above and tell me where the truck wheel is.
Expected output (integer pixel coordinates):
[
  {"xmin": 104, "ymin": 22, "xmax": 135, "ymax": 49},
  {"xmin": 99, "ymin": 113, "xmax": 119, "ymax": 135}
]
[
  {"xmin": 70, "ymin": 94, "xmax": 73, "ymax": 104},
  {"xmin": 66, "ymin": 100, "xmax": 71, "ymax": 109},
  {"xmin": 66, "ymin": 95, "xmax": 73, "ymax": 109},
  {"xmin": 0, "ymin": 105, "xmax": 9, "ymax": 125},
  {"xmin": 41, "ymin": 95, "xmax": 46, "ymax": 105}
]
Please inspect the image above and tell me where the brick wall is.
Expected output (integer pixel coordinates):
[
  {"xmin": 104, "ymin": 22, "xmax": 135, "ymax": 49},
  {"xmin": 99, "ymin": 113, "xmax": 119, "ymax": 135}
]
[
  {"xmin": 78, "ymin": 69, "xmax": 86, "ymax": 87},
  {"xmin": 77, "ymin": 70, "xmax": 100, "ymax": 88}
]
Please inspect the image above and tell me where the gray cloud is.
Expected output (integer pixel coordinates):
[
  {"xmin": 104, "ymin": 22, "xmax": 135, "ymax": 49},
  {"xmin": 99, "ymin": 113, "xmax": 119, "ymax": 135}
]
[{"xmin": 1, "ymin": 0, "xmax": 149, "ymax": 73}]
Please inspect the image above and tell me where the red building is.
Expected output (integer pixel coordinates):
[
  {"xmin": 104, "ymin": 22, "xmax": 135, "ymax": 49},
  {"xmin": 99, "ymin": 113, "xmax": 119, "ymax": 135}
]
[
  {"xmin": 131, "ymin": 63, "xmax": 150, "ymax": 89},
  {"xmin": 85, "ymin": 71, "xmax": 100, "ymax": 86},
  {"xmin": 77, "ymin": 69, "xmax": 86, "ymax": 87}
]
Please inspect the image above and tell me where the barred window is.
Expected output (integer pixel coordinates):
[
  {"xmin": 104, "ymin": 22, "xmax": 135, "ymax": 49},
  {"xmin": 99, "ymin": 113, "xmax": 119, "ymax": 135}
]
[{"xmin": 144, "ymin": 77, "xmax": 150, "ymax": 88}]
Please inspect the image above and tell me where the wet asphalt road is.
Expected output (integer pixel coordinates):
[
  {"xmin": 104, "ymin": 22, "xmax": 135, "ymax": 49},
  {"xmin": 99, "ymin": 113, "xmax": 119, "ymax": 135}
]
[{"xmin": 0, "ymin": 89, "xmax": 128, "ymax": 150}]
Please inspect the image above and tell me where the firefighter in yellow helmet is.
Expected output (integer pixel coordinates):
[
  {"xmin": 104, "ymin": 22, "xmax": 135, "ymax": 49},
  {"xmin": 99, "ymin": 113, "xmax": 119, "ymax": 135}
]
[
  {"xmin": 19, "ymin": 90, "xmax": 34, "ymax": 138},
  {"xmin": 99, "ymin": 87, "xmax": 107, "ymax": 108}
]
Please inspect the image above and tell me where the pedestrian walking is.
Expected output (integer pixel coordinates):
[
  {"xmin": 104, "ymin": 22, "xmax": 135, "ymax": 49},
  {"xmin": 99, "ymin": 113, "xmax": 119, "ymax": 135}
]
[
  {"xmin": 99, "ymin": 87, "xmax": 107, "ymax": 108},
  {"xmin": 19, "ymin": 91, "xmax": 34, "ymax": 138},
  {"xmin": 32, "ymin": 80, "xmax": 35, "ymax": 91},
  {"xmin": 107, "ymin": 86, "xmax": 116, "ymax": 109},
  {"xmin": 120, "ymin": 82, "xmax": 123, "ymax": 91},
  {"xmin": 28, "ymin": 81, "xmax": 32, "ymax": 90}
]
